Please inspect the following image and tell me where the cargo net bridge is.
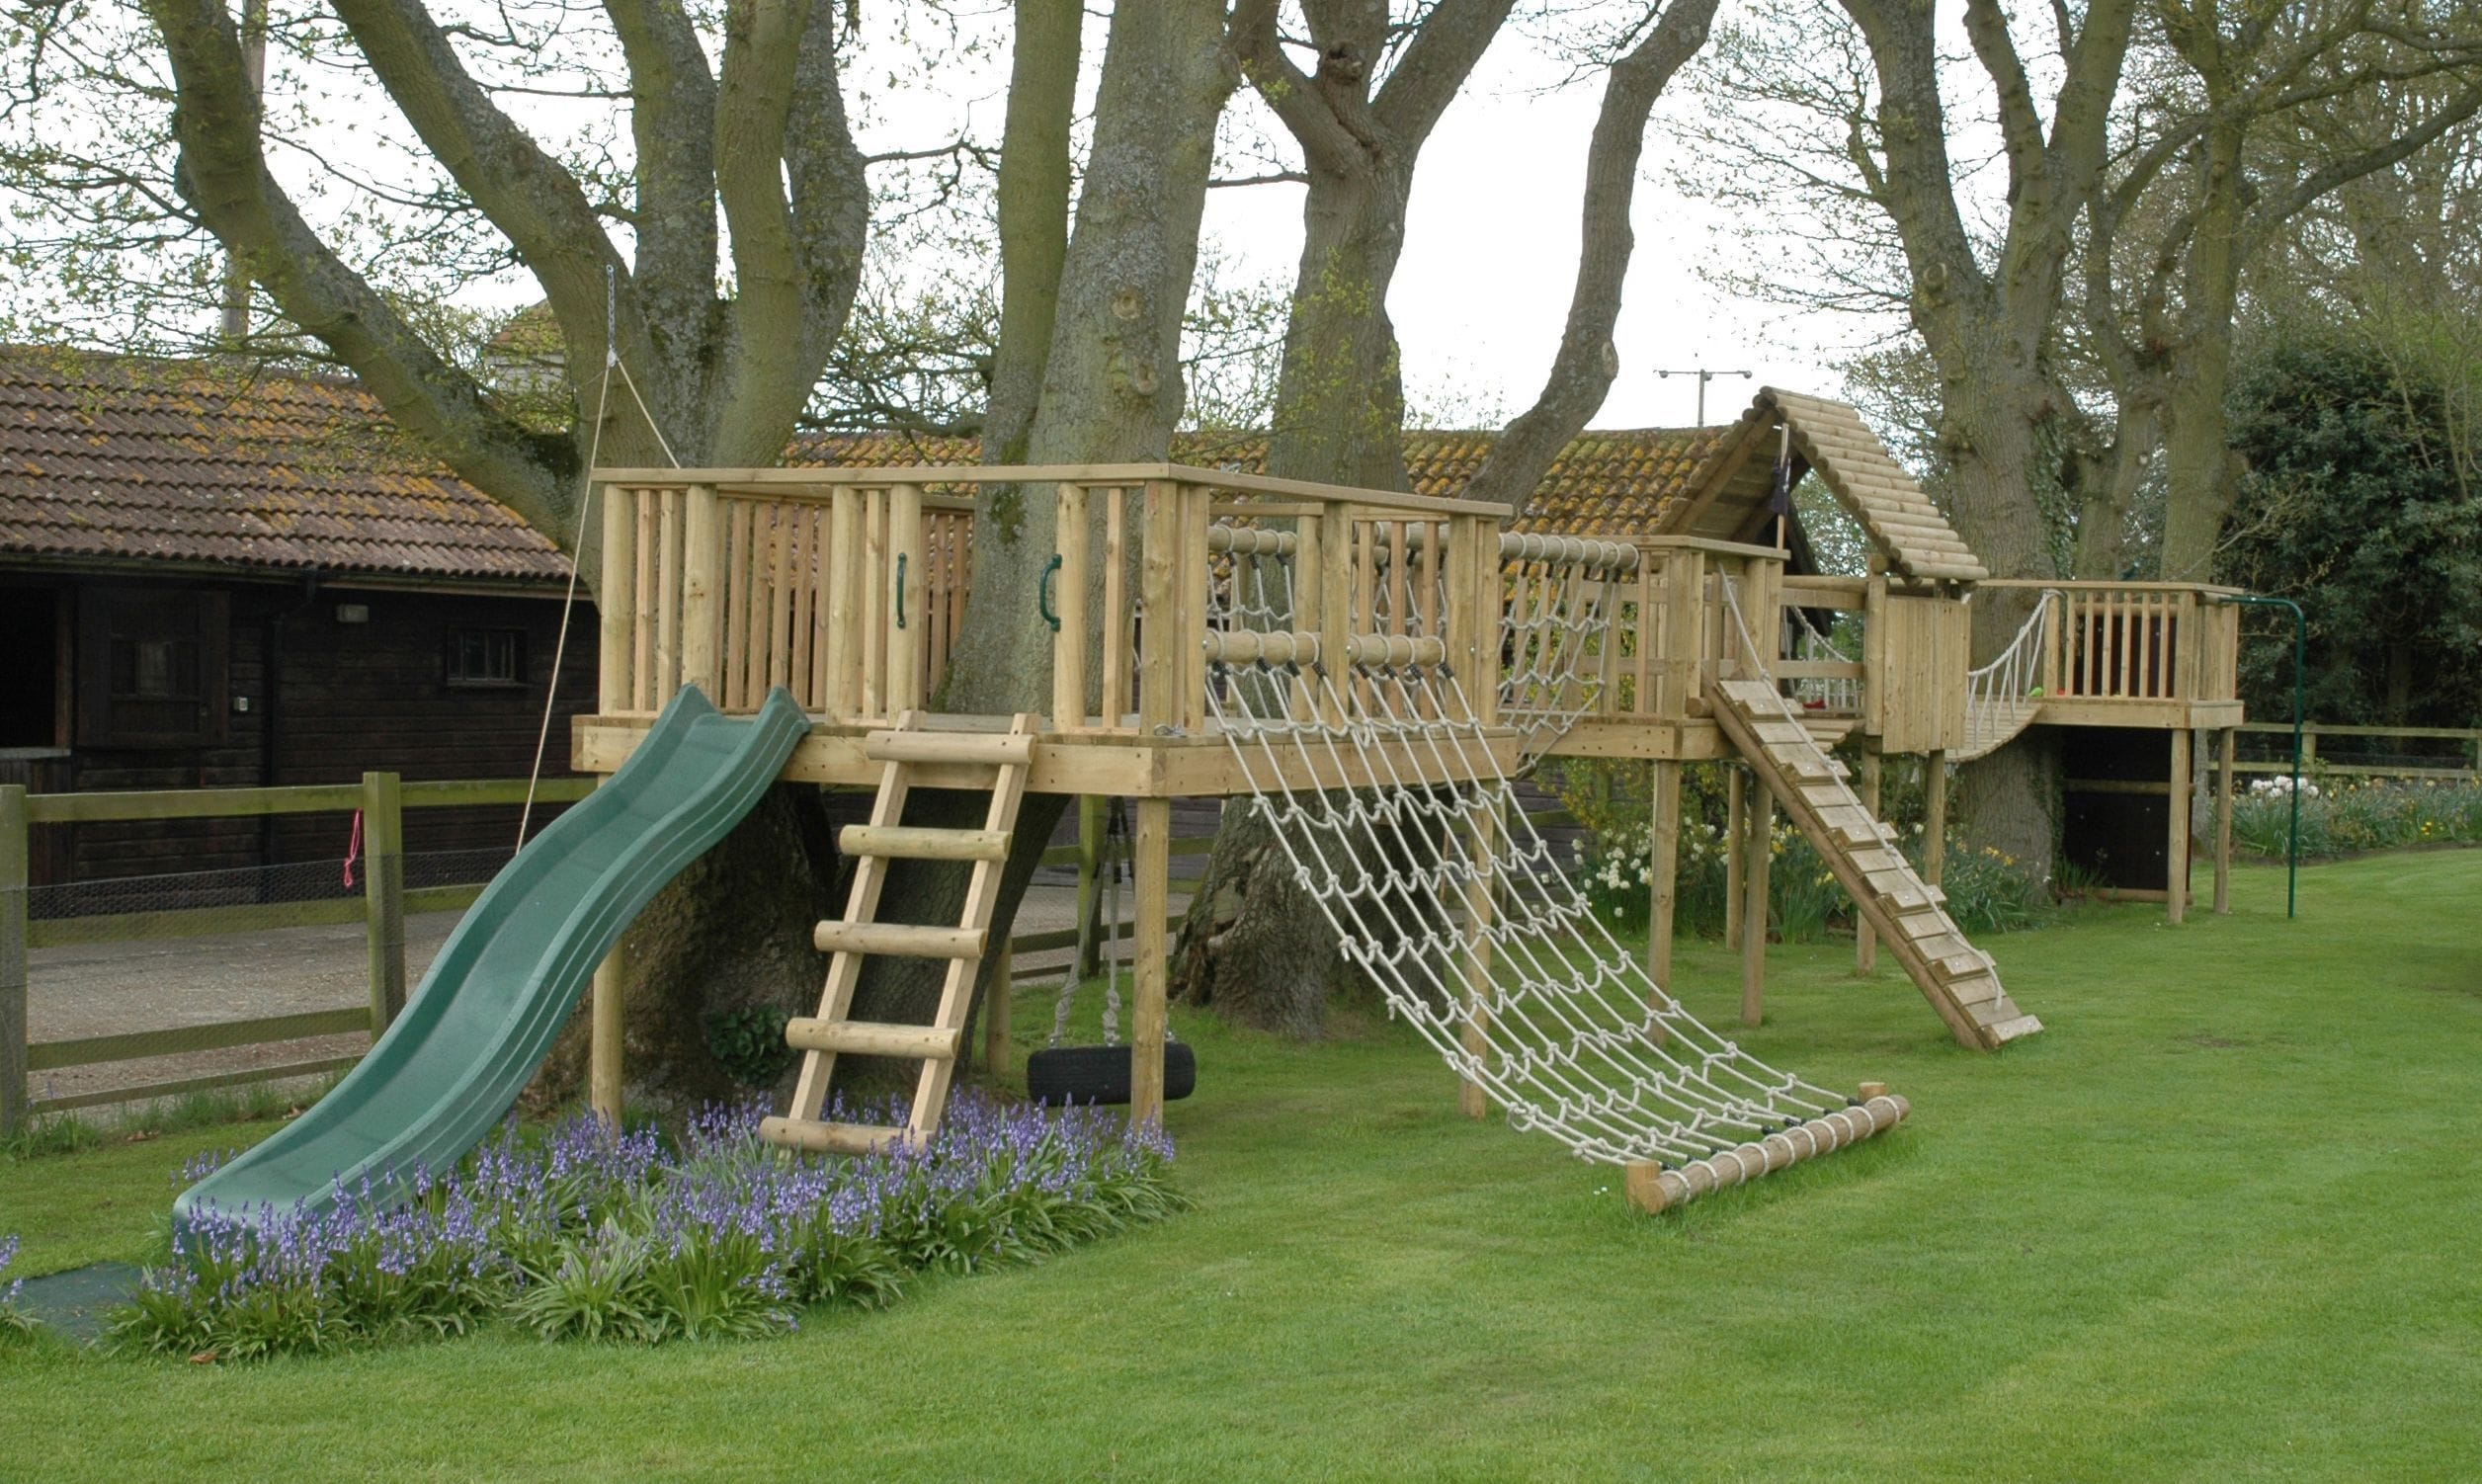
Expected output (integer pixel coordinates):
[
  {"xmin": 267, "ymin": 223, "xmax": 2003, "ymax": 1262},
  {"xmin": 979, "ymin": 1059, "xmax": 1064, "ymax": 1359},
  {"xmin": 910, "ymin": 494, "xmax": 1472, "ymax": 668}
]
[{"xmin": 1200, "ymin": 524, "xmax": 1908, "ymax": 1214}]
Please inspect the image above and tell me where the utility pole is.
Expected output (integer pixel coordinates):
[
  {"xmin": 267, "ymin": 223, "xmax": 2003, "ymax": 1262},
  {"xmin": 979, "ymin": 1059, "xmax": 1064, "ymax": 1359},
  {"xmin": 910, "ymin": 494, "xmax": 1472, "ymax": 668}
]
[{"xmin": 1654, "ymin": 367, "xmax": 1753, "ymax": 426}]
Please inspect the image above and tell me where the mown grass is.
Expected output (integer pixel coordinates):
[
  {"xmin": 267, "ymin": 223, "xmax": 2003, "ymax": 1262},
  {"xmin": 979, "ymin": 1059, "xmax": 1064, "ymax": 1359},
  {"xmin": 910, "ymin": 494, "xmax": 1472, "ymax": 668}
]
[{"xmin": 3, "ymin": 850, "xmax": 2478, "ymax": 1481}]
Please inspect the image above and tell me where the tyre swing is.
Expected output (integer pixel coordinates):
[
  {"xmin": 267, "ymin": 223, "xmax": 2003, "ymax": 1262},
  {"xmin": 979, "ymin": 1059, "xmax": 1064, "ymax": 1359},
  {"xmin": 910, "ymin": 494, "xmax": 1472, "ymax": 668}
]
[{"xmin": 1025, "ymin": 798, "xmax": 1198, "ymax": 1108}]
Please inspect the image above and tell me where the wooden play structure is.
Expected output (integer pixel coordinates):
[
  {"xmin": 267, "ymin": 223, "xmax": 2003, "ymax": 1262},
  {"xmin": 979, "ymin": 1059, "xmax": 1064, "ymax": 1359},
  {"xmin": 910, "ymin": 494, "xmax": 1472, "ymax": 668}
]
[{"xmin": 573, "ymin": 388, "xmax": 2245, "ymax": 1213}]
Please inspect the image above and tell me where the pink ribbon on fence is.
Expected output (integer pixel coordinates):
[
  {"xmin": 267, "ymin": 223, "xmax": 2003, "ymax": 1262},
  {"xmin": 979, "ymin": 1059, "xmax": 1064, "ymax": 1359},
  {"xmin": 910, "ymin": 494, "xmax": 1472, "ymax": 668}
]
[{"xmin": 344, "ymin": 809, "xmax": 363, "ymax": 889}]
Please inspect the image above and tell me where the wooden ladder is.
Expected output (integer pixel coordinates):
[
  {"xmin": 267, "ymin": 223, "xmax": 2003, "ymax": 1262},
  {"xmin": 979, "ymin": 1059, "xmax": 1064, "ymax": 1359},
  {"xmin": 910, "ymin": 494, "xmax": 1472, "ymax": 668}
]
[
  {"xmin": 1711, "ymin": 679, "xmax": 2041, "ymax": 1051},
  {"xmin": 759, "ymin": 711, "xmax": 1039, "ymax": 1156}
]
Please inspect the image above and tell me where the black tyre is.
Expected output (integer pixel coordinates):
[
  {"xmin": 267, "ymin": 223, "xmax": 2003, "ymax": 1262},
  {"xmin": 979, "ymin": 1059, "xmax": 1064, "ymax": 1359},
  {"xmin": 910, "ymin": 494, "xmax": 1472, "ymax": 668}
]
[{"xmin": 1025, "ymin": 1041, "xmax": 1198, "ymax": 1108}]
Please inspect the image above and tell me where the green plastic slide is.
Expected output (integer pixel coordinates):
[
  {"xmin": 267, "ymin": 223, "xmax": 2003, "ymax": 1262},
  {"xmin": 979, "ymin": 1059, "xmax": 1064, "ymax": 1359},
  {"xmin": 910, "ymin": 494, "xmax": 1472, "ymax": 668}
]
[{"xmin": 176, "ymin": 685, "xmax": 808, "ymax": 1230}]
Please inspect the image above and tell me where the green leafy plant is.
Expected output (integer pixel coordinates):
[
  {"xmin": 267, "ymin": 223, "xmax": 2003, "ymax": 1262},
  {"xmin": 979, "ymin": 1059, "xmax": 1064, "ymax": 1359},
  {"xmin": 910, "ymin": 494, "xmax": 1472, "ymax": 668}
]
[{"xmin": 704, "ymin": 1006, "xmax": 797, "ymax": 1089}]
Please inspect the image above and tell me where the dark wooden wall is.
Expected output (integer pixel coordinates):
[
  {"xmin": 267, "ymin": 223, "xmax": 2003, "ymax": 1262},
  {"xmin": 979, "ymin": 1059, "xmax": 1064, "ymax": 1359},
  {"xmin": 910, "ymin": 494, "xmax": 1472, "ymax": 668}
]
[{"xmin": 1, "ymin": 570, "xmax": 599, "ymax": 891}]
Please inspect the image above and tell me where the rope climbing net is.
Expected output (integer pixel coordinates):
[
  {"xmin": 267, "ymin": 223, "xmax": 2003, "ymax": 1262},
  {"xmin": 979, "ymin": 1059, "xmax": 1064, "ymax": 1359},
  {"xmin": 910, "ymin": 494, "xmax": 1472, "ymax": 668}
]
[{"xmin": 1197, "ymin": 527, "xmax": 1894, "ymax": 1203}]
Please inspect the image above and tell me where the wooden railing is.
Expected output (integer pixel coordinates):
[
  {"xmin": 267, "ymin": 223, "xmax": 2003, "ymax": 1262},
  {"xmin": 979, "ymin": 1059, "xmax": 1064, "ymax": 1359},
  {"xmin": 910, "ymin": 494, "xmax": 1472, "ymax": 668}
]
[
  {"xmin": 1590, "ymin": 536, "xmax": 1790, "ymax": 723},
  {"xmin": 1980, "ymin": 580, "xmax": 2242, "ymax": 705},
  {"xmin": 591, "ymin": 464, "xmax": 1511, "ymax": 733}
]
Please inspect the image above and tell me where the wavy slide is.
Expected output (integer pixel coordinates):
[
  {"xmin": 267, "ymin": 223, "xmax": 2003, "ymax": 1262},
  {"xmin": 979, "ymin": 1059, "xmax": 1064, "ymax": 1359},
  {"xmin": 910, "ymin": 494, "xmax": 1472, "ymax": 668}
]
[{"xmin": 177, "ymin": 686, "xmax": 808, "ymax": 1230}]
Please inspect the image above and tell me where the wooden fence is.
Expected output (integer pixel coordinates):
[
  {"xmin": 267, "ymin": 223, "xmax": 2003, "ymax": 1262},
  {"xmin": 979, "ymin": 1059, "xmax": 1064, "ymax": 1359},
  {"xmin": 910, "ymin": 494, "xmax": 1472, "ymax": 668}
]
[
  {"xmin": 1, "ymin": 775, "xmax": 593, "ymax": 1135},
  {"xmin": 2216, "ymin": 722, "xmax": 2482, "ymax": 782}
]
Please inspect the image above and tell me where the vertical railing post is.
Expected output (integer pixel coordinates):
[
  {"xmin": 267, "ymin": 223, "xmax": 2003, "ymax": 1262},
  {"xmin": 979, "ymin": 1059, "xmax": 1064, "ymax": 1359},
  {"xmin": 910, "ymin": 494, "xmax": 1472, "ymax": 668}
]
[
  {"xmin": 0, "ymin": 784, "xmax": 28, "ymax": 1140},
  {"xmin": 1139, "ymin": 481, "xmax": 1182, "ymax": 733},
  {"xmin": 598, "ymin": 484, "xmax": 635, "ymax": 716},
  {"xmin": 1317, "ymin": 502, "xmax": 1355, "ymax": 722},
  {"xmin": 361, "ymin": 771, "xmax": 406, "ymax": 1031},
  {"xmin": 1054, "ymin": 483, "xmax": 1091, "ymax": 730},
  {"xmin": 592, "ymin": 937, "xmax": 626, "ymax": 1126},
  {"xmin": 887, "ymin": 482, "xmax": 926, "ymax": 716},
  {"xmin": 680, "ymin": 482, "xmax": 723, "ymax": 699}
]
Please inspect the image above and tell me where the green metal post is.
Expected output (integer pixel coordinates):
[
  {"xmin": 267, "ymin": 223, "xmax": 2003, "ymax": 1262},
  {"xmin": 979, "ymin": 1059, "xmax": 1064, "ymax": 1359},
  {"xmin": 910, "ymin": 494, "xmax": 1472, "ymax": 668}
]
[{"xmin": 2223, "ymin": 596, "xmax": 2306, "ymax": 919}]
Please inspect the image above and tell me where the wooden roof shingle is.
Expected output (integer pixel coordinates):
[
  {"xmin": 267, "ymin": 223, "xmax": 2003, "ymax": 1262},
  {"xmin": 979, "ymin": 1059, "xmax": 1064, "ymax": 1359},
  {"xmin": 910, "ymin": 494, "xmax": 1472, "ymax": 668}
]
[
  {"xmin": 1654, "ymin": 386, "xmax": 1987, "ymax": 582},
  {"xmin": 0, "ymin": 348, "xmax": 570, "ymax": 582}
]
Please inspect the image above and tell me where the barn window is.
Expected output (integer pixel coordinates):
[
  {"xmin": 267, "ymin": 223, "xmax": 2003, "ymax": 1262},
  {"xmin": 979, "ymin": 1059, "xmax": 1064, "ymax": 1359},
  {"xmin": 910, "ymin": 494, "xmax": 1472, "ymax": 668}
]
[
  {"xmin": 76, "ymin": 587, "xmax": 229, "ymax": 748},
  {"xmin": 447, "ymin": 627, "xmax": 526, "ymax": 687}
]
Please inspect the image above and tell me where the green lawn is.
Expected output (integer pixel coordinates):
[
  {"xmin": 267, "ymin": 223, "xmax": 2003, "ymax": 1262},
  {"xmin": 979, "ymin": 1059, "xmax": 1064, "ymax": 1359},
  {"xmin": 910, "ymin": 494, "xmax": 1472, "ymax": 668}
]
[{"xmin": 4, "ymin": 851, "xmax": 2478, "ymax": 1481}]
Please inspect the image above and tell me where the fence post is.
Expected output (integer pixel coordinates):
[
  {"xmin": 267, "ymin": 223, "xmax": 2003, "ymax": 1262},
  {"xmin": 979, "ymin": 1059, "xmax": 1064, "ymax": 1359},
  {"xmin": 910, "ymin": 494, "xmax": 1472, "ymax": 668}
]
[
  {"xmin": 362, "ymin": 772, "xmax": 406, "ymax": 1031},
  {"xmin": 1, "ymin": 785, "xmax": 27, "ymax": 1139}
]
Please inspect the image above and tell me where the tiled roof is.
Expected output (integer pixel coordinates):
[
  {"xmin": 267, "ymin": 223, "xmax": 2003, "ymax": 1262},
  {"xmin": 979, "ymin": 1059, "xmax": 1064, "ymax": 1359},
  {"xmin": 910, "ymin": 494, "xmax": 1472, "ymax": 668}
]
[
  {"xmin": 1655, "ymin": 387, "xmax": 1988, "ymax": 583},
  {"xmin": 791, "ymin": 426, "xmax": 1722, "ymax": 536},
  {"xmin": 0, "ymin": 348, "xmax": 569, "ymax": 582}
]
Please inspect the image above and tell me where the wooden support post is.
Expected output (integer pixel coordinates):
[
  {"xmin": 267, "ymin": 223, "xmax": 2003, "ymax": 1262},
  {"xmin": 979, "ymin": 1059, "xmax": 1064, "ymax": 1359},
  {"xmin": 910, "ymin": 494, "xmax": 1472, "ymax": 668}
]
[
  {"xmin": 1, "ymin": 785, "xmax": 27, "ymax": 1139},
  {"xmin": 1647, "ymin": 758, "xmax": 1681, "ymax": 993},
  {"xmin": 2168, "ymin": 728, "xmax": 2191, "ymax": 925},
  {"xmin": 1923, "ymin": 751, "xmax": 1947, "ymax": 887},
  {"xmin": 1724, "ymin": 765, "xmax": 1746, "ymax": 949},
  {"xmin": 680, "ymin": 482, "xmax": 723, "ymax": 698},
  {"xmin": 1130, "ymin": 796, "xmax": 1170, "ymax": 1126},
  {"xmin": 1139, "ymin": 484, "xmax": 1182, "ymax": 733},
  {"xmin": 1459, "ymin": 794, "xmax": 1498, "ymax": 1118},
  {"xmin": 1856, "ymin": 748, "xmax": 1881, "ymax": 975},
  {"xmin": 2214, "ymin": 726, "xmax": 2236, "ymax": 915},
  {"xmin": 1052, "ymin": 483, "xmax": 1090, "ymax": 730},
  {"xmin": 982, "ymin": 937, "xmax": 1013, "ymax": 1078},
  {"xmin": 360, "ymin": 771, "xmax": 406, "ymax": 1030},
  {"xmin": 1074, "ymin": 795, "xmax": 1106, "ymax": 977},
  {"xmin": 591, "ymin": 942, "xmax": 625, "ymax": 1125},
  {"xmin": 1741, "ymin": 785, "xmax": 1771, "ymax": 1028}
]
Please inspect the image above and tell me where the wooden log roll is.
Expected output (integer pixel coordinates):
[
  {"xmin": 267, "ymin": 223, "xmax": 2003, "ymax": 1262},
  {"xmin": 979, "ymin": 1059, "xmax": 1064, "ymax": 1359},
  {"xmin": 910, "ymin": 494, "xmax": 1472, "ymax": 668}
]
[
  {"xmin": 1205, "ymin": 524, "xmax": 1297, "ymax": 556},
  {"xmin": 1621, "ymin": 1093, "xmax": 1911, "ymax": 1214},
  {"xmin": 1497, "ymin": 531, "xmax": 1640, "ymax": 572},
  {"xmin": 1200, "ymin": 629, "xmax": 1449, "ymax": 668}
]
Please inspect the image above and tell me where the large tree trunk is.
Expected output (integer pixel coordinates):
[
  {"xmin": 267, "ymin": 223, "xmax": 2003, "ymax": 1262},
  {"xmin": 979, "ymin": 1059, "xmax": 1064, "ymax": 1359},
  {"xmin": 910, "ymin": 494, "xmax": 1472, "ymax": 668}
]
[
  {"xmin": 829, "ymin": 2, "xmax": 1238, "ymax": 1070},
  {"xmin": 1172, "ymin": 160, "xmax": 1416, "ymax": 1032}
]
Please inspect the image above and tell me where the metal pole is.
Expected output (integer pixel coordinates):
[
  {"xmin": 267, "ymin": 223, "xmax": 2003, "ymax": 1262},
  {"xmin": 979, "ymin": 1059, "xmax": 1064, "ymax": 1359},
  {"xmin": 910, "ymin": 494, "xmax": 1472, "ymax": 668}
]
[{"xmin": 2222, "ymin": 596, "xmax": 2306, "ymax": 919}]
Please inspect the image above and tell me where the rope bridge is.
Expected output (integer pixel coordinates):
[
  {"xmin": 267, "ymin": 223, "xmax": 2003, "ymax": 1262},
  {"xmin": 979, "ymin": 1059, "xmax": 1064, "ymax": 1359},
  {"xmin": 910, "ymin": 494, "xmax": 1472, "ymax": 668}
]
[{"xmin": 1198, "ymin": 526, "xmax": 1907, "ymax": 1212}]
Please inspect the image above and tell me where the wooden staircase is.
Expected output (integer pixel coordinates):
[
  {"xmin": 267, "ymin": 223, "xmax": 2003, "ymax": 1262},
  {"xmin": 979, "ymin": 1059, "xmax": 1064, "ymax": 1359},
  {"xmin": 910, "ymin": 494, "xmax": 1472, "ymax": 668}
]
[
  {"xmin": 1711, "ymin": 680, "xmax": 2041, "ymax": 1051},
  {"xmin": 759, "ymin": 712, "xmax": 1038, "ymax": 1155}
]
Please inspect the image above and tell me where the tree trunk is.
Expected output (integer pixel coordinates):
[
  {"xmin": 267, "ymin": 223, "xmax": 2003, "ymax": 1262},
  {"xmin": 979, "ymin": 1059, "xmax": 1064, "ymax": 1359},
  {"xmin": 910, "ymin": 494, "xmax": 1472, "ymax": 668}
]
[
  {"xmin": 1172, "ymin": 155, "xmax": 1416, "ymax": 1033},
  {"xmin": 2157, "ymin": 320, "xmax": 2239, "ymax": 582},
  {"xmin": 834, "ymin": 2, "xmax": 1238, "ymax": 1062}
]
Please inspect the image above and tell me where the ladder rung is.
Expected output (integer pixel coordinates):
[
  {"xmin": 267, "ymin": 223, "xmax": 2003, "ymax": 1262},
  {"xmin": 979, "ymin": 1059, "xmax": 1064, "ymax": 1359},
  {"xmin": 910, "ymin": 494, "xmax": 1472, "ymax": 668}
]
[
  {"xmin": 864, "ymin": 730, "xmax": 1037, "ymax": 766},
  {"xmin": 759, "ymin": 1116, "xmax": 911, "ymax": 1156},
  {"xmin": 785, "ymin": 1018, "xmax": 960, "ymax": 1060},
  {"xmin": 813, "ymin": 920, "xmax": 988, "ymax": 958},
  {"xmin": 838, "ymin": 824, "xmax": 1011, "ymax": 862}
]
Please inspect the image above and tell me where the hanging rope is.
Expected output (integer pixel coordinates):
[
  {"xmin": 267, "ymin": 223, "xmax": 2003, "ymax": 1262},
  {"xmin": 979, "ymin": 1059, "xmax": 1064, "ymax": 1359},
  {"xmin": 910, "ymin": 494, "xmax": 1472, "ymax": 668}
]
[{"xmin": 516, "ymin": 271, "xmax": 683, "ymax": 849}]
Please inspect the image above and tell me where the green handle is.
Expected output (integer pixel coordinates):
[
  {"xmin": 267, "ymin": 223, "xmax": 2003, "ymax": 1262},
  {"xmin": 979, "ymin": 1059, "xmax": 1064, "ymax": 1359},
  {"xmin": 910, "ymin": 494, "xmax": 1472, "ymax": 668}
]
[
  {"xmin": 895, "ymin": 552, "xmax": 908, "ymax": 629},
  {"xmin": 1039, "ymin": 553, "xmax": 1062, "ymax": 631}
]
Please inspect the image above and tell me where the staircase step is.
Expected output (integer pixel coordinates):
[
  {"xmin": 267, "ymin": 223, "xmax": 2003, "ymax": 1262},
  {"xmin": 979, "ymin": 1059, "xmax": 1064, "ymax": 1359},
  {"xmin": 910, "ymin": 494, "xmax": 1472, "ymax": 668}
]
[
  {"xmin": 784, "ymin": 1018, "xmax": 961, "ymax": 1060},
  {"xmin": 864, "ymin": 730, "xmax": 1037, "ymax": 766},
  {"xmin": 758, "ymin": 1116, "xmax": 911, "ymax": 1156},
  {"xmin": 813, "ymin": 921, "xmax": 988, "ymax": 958},
  {"xmin": 1984, "ymin": 1013, "xmax": 2044, "ymax": 1042},
  {"xmin": 838, "ymin": 824, "xmax": 1012, "ymax": 862},
  {"xmin": 1944, "ymin": 972, "xmax": 2006, "ymax": 1009}
]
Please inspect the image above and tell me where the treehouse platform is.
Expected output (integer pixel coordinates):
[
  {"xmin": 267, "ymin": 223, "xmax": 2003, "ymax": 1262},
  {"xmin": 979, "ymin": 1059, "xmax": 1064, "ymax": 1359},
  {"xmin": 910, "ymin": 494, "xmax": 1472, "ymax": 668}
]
[{"xmin": 571, "ymin": 463, "xmax": 1537, "ymax": 798}]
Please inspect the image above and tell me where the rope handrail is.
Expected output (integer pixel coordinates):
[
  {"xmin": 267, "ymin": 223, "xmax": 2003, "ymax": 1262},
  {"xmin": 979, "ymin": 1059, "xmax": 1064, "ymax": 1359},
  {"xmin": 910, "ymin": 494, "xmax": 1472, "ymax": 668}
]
[{"xmin": 1960, "ymin": 591, "xmax": 2056, "ymax": 754}]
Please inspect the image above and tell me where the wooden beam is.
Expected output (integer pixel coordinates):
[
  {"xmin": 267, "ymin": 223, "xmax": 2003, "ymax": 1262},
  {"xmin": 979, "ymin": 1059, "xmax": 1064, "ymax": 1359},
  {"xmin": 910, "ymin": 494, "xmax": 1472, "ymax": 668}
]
[
  {"xmin": 2214, "ymin": 727, "xmax": 2235, "ymax": 916},
  {"xmin": 361, "ymin": 771, "xmax": 406, "ymax": 1030},
  {"xmin": 591, "ymin": 941, "xmax": 625, "ymax": 1125},
  {"xmin": 1, "ymin": 785, "xmax": 26, "ymax": 1139},
  {"xmin": 1741, "ymin": 784, "xmax": 1772, "ymax": 1028},
  {"xmin": 1923, "ymin": 751, "xmax": 1947, "ymax": 888},
  {"xmin": 1856, "ymin": 749, "xmax": 1880, "ymax": 976},
  {"xmin": 2167, "ymin": 728, "xmax": 2191, "ymax": 926},
  {"xmin": 1130, "ymin": 796, "xmax": 1171, "ymax": 1125},
  {"xmin": 1647, "ymin": 759, "xmax": 1681, "ymax": 994}
]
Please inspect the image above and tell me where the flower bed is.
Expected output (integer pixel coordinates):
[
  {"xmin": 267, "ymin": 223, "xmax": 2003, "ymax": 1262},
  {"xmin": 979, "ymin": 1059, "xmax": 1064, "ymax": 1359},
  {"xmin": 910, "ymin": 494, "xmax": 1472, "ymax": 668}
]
[
  {"xmin": 98, "ymin": 1095, "xmax": 1182, "ymax": 1361},
  {"xmin": 0, "ymin": 1235, "xmax": 33, "ymax": 1341},
  {"xmin": 2229, "ymin": 777, "xmax": 2482, "ymax": 860}
]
